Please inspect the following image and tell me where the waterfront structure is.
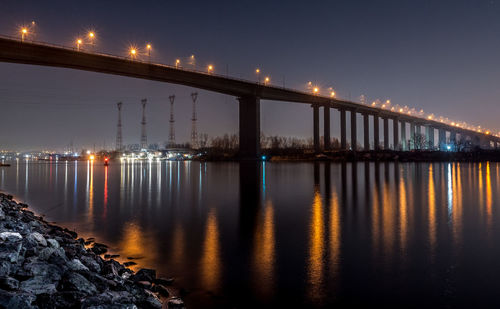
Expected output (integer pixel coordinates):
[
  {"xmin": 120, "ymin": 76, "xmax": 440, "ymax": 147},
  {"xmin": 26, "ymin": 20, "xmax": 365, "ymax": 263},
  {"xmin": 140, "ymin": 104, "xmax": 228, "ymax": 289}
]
[{"xmin": 0, "ymin": 37, "xmax": 498, "ymax": 157}]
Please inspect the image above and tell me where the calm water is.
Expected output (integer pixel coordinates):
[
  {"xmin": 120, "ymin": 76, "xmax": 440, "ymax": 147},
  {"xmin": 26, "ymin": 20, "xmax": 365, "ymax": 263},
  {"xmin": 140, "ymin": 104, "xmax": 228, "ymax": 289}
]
[{"xmin": 1, "ymin": 160, "xmax": 500, "ymax": 308}]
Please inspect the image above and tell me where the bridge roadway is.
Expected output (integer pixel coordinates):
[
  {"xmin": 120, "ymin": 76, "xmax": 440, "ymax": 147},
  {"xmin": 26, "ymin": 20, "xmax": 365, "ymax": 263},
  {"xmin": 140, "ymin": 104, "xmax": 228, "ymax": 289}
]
[{"xmin": 0, "ymin": 36, "xmax": 498, "ymax": 156}]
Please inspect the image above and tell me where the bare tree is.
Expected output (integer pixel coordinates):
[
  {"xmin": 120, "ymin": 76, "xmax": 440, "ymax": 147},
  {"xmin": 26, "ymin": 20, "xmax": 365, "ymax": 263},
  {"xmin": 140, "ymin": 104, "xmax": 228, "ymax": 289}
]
[{"xmin": 411, "ymin": 133, "xmax": 427, "ymax": 150}]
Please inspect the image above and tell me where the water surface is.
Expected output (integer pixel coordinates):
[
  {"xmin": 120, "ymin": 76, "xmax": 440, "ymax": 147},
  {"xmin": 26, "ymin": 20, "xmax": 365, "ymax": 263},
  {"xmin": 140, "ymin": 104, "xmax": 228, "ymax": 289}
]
[{"xmin": 1, "ymin": 160, "xmax": 499, "ymax": 308}]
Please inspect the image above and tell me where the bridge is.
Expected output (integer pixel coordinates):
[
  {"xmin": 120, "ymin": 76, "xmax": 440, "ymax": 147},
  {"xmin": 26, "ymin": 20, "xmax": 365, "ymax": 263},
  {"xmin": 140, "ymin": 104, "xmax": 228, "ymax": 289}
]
[{"xmin": 0, "ymin": 35, "xmax": 498, "ymax": 157}]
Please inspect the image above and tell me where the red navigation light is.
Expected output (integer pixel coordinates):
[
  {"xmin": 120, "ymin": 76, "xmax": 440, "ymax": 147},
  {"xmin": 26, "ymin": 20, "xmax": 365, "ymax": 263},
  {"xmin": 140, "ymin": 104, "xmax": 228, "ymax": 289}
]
[{"xmin": 104, "ymin": 157, "xmax": 109, "ymax": 161}]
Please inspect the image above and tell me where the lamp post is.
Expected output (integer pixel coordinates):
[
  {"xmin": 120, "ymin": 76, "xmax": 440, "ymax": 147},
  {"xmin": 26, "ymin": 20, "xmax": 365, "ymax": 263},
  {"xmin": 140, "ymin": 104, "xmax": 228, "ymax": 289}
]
[
  {"xmin": 146, "ymin": 44, "xmax": 152, "ymax": 61},
  {"xmin": 21, "ymin": 28, "xmax": 27, "ymax": 42}
]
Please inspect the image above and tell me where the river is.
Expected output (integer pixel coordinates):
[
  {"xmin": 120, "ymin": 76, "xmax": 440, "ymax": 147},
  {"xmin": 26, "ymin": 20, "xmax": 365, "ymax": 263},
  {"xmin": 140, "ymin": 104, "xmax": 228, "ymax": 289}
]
[{"xmin": 1, "ymin": 160, "xmax": 499, "ymax": 308}]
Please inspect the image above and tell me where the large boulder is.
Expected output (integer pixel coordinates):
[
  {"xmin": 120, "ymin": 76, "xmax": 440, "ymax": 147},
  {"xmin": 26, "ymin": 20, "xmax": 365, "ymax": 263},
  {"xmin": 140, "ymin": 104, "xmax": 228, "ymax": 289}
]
[
  {"xmin": 28, "ymin": 232, "xmax": 47, "ymax": 247},
  {"xmin": 59, "ymin": 271, "xmax": 97, "ymax": 295},
  {"xmin": 131, "ymin": 268, "xmax": 156, "ymax": 282},
  {"xmin": 20, "ymin": 276, "xmax": 57, "ymax": 295}
]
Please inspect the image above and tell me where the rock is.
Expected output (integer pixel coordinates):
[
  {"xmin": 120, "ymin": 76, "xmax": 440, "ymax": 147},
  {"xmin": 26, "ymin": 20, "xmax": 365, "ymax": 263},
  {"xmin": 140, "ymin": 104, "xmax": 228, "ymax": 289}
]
[
  {"xmin": 152, "ymin": 284, "xmax": 169, "ymax": 297},
  {"xmin": 80, "ymin": 255, "xmax": 101, "ymax": 273},
  {"xmin": 33, "ymin": 291, "xmax": 86, "ymax": 308},
  {"xmin": 0, "ymin": 275, "xmax": 19, "ymax": 290},
  {"xmin": 131, "ymin": 268, "xmax": 156, "ymax": 282},
  {"xmin": 91, "ymin": 243, "xmax": 108, "ymax": 255},
  {"xmin": 103, "ymin": 262, "xmax": 119, "ymax": 277},
  {"xmin": 0, "ymin": 231, "xmax": 22, "ymax": 241},
  {"xmin": 137, "ymin": 280, "xmax": 152, "ymax": 290},
  {"xmin": 0, "ymin": 237, "xmax": 22, "ymax": 263},
  {"xmin": 0, "ymin": 207, "xmax": 4, "ymax": 220},
  {"xmin": 23, "ymin": 260, "xmax": 63, "ymax": 282},
  {"xmin": 29, "ymin": 232, "xmax": 47, "ymax": 247},
  {"xmin": 124, "ymin": 261, "xmax": 137, "ymax": 267},
  {"xmin": 6, "ymin": 292, "xmax": 37, "ymax": 308},
  {"xmin": 140, "ymin": 289, "xmax": 162, "ymax": 309},
  {"xmin": 47, "ymin": 238, "xmax": 60, "ymax": 249},
  {"xmin": 167, "ymin": 297, "xmax": 185, "ymax": 309},
  {"xmin": 59, "ymin": 271, "xmax": 97, "ymax": 295},
  {"xmin": 154, "ymin": 277, "xmax": 174, "ymax": 286},
  {"xmin": 20, "ymin": 277, "xmax": 57, "ymax": 294},
  {"xmin": 67, "ymin": 259, "xmax": 89, "ymax": 272}
]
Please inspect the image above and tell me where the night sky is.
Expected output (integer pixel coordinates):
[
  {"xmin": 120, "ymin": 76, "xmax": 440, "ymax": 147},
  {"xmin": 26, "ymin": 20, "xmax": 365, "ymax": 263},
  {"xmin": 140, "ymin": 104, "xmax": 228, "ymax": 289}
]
[{"xmin": 1, "ymin": 0, "xmax": 500, "ymax": 151}]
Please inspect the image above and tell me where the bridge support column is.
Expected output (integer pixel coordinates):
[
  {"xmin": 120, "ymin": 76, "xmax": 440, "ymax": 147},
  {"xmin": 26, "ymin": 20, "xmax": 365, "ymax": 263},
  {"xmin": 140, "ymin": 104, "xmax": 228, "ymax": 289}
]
[
  {"xmin": 313, "ymin": 105, "xmax": 320, "ymax": 154},
  {"xmin": 374, "ymin": 115, "xmax": 380, "ymax": 150},
  {"xmin": 450, "ymin": 131, "xmax": 457, "ymax": 150},
  {"xmin": 351, "ymin": 110, "xmax": 357, "ymax": 151},
  {"xmin": 383, "ymin": 117, "xmax": 389, "ymax": 150},
  {"xmin": 324, "ymin": 106, "xmax": 331, "ymax": 151},
  {"xmin": 363, "ymin": 113, "xmax": 370, "ymax": 150},
  {"xmin": 393, "ymin": 118, "xmax": 399, "ymax": 150},
  {"xmin": 410, "ymin": 122, "xmax": 416, "ymax": 150},
  {"xmin": 426, "ymin": 126, "xmax": 434, "ymax": 149},
  {"xmin": 340, "ymin": 109, "xmax": 347, "ymax": 150},
  {"xmin": 400, "ymin": 121, "xmax": 406, "ymax": 151},
  {"xmin": 239, "ymin": 96, "xmax": 260, "ymax": 158},
  {"xmin": 438, "ymin": 129, "xmax": 446, "ymax": 150}
]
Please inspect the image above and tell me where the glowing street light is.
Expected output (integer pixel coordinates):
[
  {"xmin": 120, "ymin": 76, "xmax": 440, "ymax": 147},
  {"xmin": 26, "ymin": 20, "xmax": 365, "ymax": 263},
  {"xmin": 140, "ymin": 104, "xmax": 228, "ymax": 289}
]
[
  {"xmin": 20, "ymin": 28, "xmax": 28, "ymax": 42},
  {"xmin": 313, "ymin": 87, "xmax": 319, "ymax": 94},
  {"xmin": 264, "ymin": 76, "xmax": 270, "ymax": 85},
  {"xmin": 175, "ymin": 59, "xmax": 180, "ymax": 68},
  {"xmin": 76, "ymin": 39, "xmax": 82, "ymax": 51},
  {"xmin": 146, "ymin": 44, "xmax": 152, "ymax": 61},
  {"xmin": 88, "ymin": 31, "xmax": 96, "ymax": 50},
  {"xmin": 189, "ymin": 54, "xmax": 196, "ymax": 68},
  {"xmin": 255, "ymin": 68, "xmax": 261, "ymax": 83},
  {"xmin": 130, "ymin": 48, "xmax": 137, "ymax": 59},
  {"xmin": 207, "ymin": 65, "xmax": 214, "ymax": 73},
  {"xmin": 330, "ymin": 90, "xmax": 336, "ymax": 98}
]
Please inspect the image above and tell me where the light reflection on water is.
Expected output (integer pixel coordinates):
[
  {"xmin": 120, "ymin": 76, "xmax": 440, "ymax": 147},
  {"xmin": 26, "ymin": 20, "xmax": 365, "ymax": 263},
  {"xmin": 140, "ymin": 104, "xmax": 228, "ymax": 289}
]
[{"xmin": 1, "ymin": 160, "xmax": 500, "ymax": 307}]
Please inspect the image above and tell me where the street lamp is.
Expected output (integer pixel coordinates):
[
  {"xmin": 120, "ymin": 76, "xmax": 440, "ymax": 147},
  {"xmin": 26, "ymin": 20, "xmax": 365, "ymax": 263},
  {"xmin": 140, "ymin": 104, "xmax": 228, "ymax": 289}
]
[
  {"xmin": 264, "ymin": 76, "xmax": 270, "ymax": 85},
  {"xmin": 255, "ymin": 68, "xmax": 261, "ymax": 83},
  {"xmin": 175, "ymin": 59, "xmax": 180, "ymax": 68},
  {"xmin": 88, "ymin": 31, "xmax": 95, "ymax": 50},
  {"xmin": 146, "ymin": 44, "xmax": 152, "ymax": 61},
  {"xmin": 76, "ymin": 39, "xmax": 82, "ymax": 51},
  {"xmin": 313, "ymin": 87, "xmax": 319, "ymax": 94},
  {"xmin": 207, "ymin": 65, "xmax": 214, "ymax": 73},
  {"xmin": 21, "ymin": 28, "xmax": 28, "ymax": 42},
  {"xmin": 130, "ymin": 48, "xmax": 137, "ymax": 60},
  {"xmin": 330, "ymin": 90, "xmax": 336, "ymax": 98},
  {"xmin": 190, "ymin": 54, "xmax": 195, "ymax": 68}
]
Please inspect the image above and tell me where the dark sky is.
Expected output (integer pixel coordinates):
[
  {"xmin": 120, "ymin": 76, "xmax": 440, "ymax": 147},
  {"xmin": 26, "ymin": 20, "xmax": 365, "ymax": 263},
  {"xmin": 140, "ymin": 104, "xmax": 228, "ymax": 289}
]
[{"xmin": 1, "ymin": 0, "xmax": 500, "ymax": 151}]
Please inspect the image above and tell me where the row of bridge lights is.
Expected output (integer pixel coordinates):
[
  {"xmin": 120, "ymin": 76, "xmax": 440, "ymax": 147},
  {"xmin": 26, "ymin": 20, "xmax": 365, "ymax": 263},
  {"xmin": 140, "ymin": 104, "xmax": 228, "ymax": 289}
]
[{"xmin": 18, "ymin": 26, "xmax": 499, "ymax": 137}]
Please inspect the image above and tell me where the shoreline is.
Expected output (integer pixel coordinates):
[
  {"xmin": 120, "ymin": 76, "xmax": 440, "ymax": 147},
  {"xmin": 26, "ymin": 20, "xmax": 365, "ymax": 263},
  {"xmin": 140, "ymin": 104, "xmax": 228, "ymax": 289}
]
[{"xmin": 0, "ymin": 192, "xmax": 185, "ymax": 308}]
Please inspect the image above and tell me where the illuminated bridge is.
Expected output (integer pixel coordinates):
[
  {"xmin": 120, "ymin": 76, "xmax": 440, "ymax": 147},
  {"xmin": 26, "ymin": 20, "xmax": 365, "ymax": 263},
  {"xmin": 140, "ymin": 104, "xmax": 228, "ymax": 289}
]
[{"xmin": 0, "ymin": 35, "xmax": 498, "ymax": 157}]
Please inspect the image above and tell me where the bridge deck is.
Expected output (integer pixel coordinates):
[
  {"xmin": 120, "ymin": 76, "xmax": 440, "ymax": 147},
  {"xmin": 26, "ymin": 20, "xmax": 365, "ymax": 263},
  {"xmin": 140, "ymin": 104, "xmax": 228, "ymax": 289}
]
[{"xmin": 0, "ymin": 36, "xmax": 496, "ymax": 142}]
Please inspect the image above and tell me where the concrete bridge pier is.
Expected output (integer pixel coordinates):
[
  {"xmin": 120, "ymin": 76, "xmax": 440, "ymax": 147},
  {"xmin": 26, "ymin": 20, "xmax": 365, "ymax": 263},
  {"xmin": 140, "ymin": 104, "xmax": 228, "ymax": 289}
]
[
  {"xmin": 340, "ymin": 109, "xmax": 347, "ymax": 150},
  {"xmin": 239, "ymin": 96, "xmax": 261, "ymax": 158},
  {"xmin": 351, "ymin": 110, "xmax": 357, "ymax": 151},
  {"xmin": 450, "ymin": 131, "xmax": 457, "ymax": 149},
  {"xmin": 383, "ymin": 117, "xmax": 389, "ymax": 150},
  {"xmin": 410, "ymin": 122, "xmax": 416, "ymax": 150},
  {"xmin": 313, "ymin": 105, "xmax": 320, "ymax": 154},
  {"xmin": 400, "ymin": 121, "xmax": 407, "ymax": 151},
  {"xmin": 426, "ymin": 126, "xmax": 434, "ymax": 149},
  {"xmin": 363, "ymin": 113, "xmax": 370, "ymax": 150},
  {"xmin": 324, "ymin": 106, "xmax": 331, "ymax": 151},
  {"xmin": 438, "ymin": 128, "xmax": 446, "ymax": 150},
  {"xmin": 393, "ymin": 118, "xmax": 399, "ymax": 150},
  {"xmin": 374, "ymin": 115, "xmax": 380, "ymax": 150}
]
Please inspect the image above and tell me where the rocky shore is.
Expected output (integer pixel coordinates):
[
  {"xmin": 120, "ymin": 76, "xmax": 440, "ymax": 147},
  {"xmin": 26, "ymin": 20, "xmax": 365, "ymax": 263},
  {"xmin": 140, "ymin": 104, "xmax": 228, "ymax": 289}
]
[{"xmin": 0, "ymin": 192, "xmax": 185, "ymax": 308}]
